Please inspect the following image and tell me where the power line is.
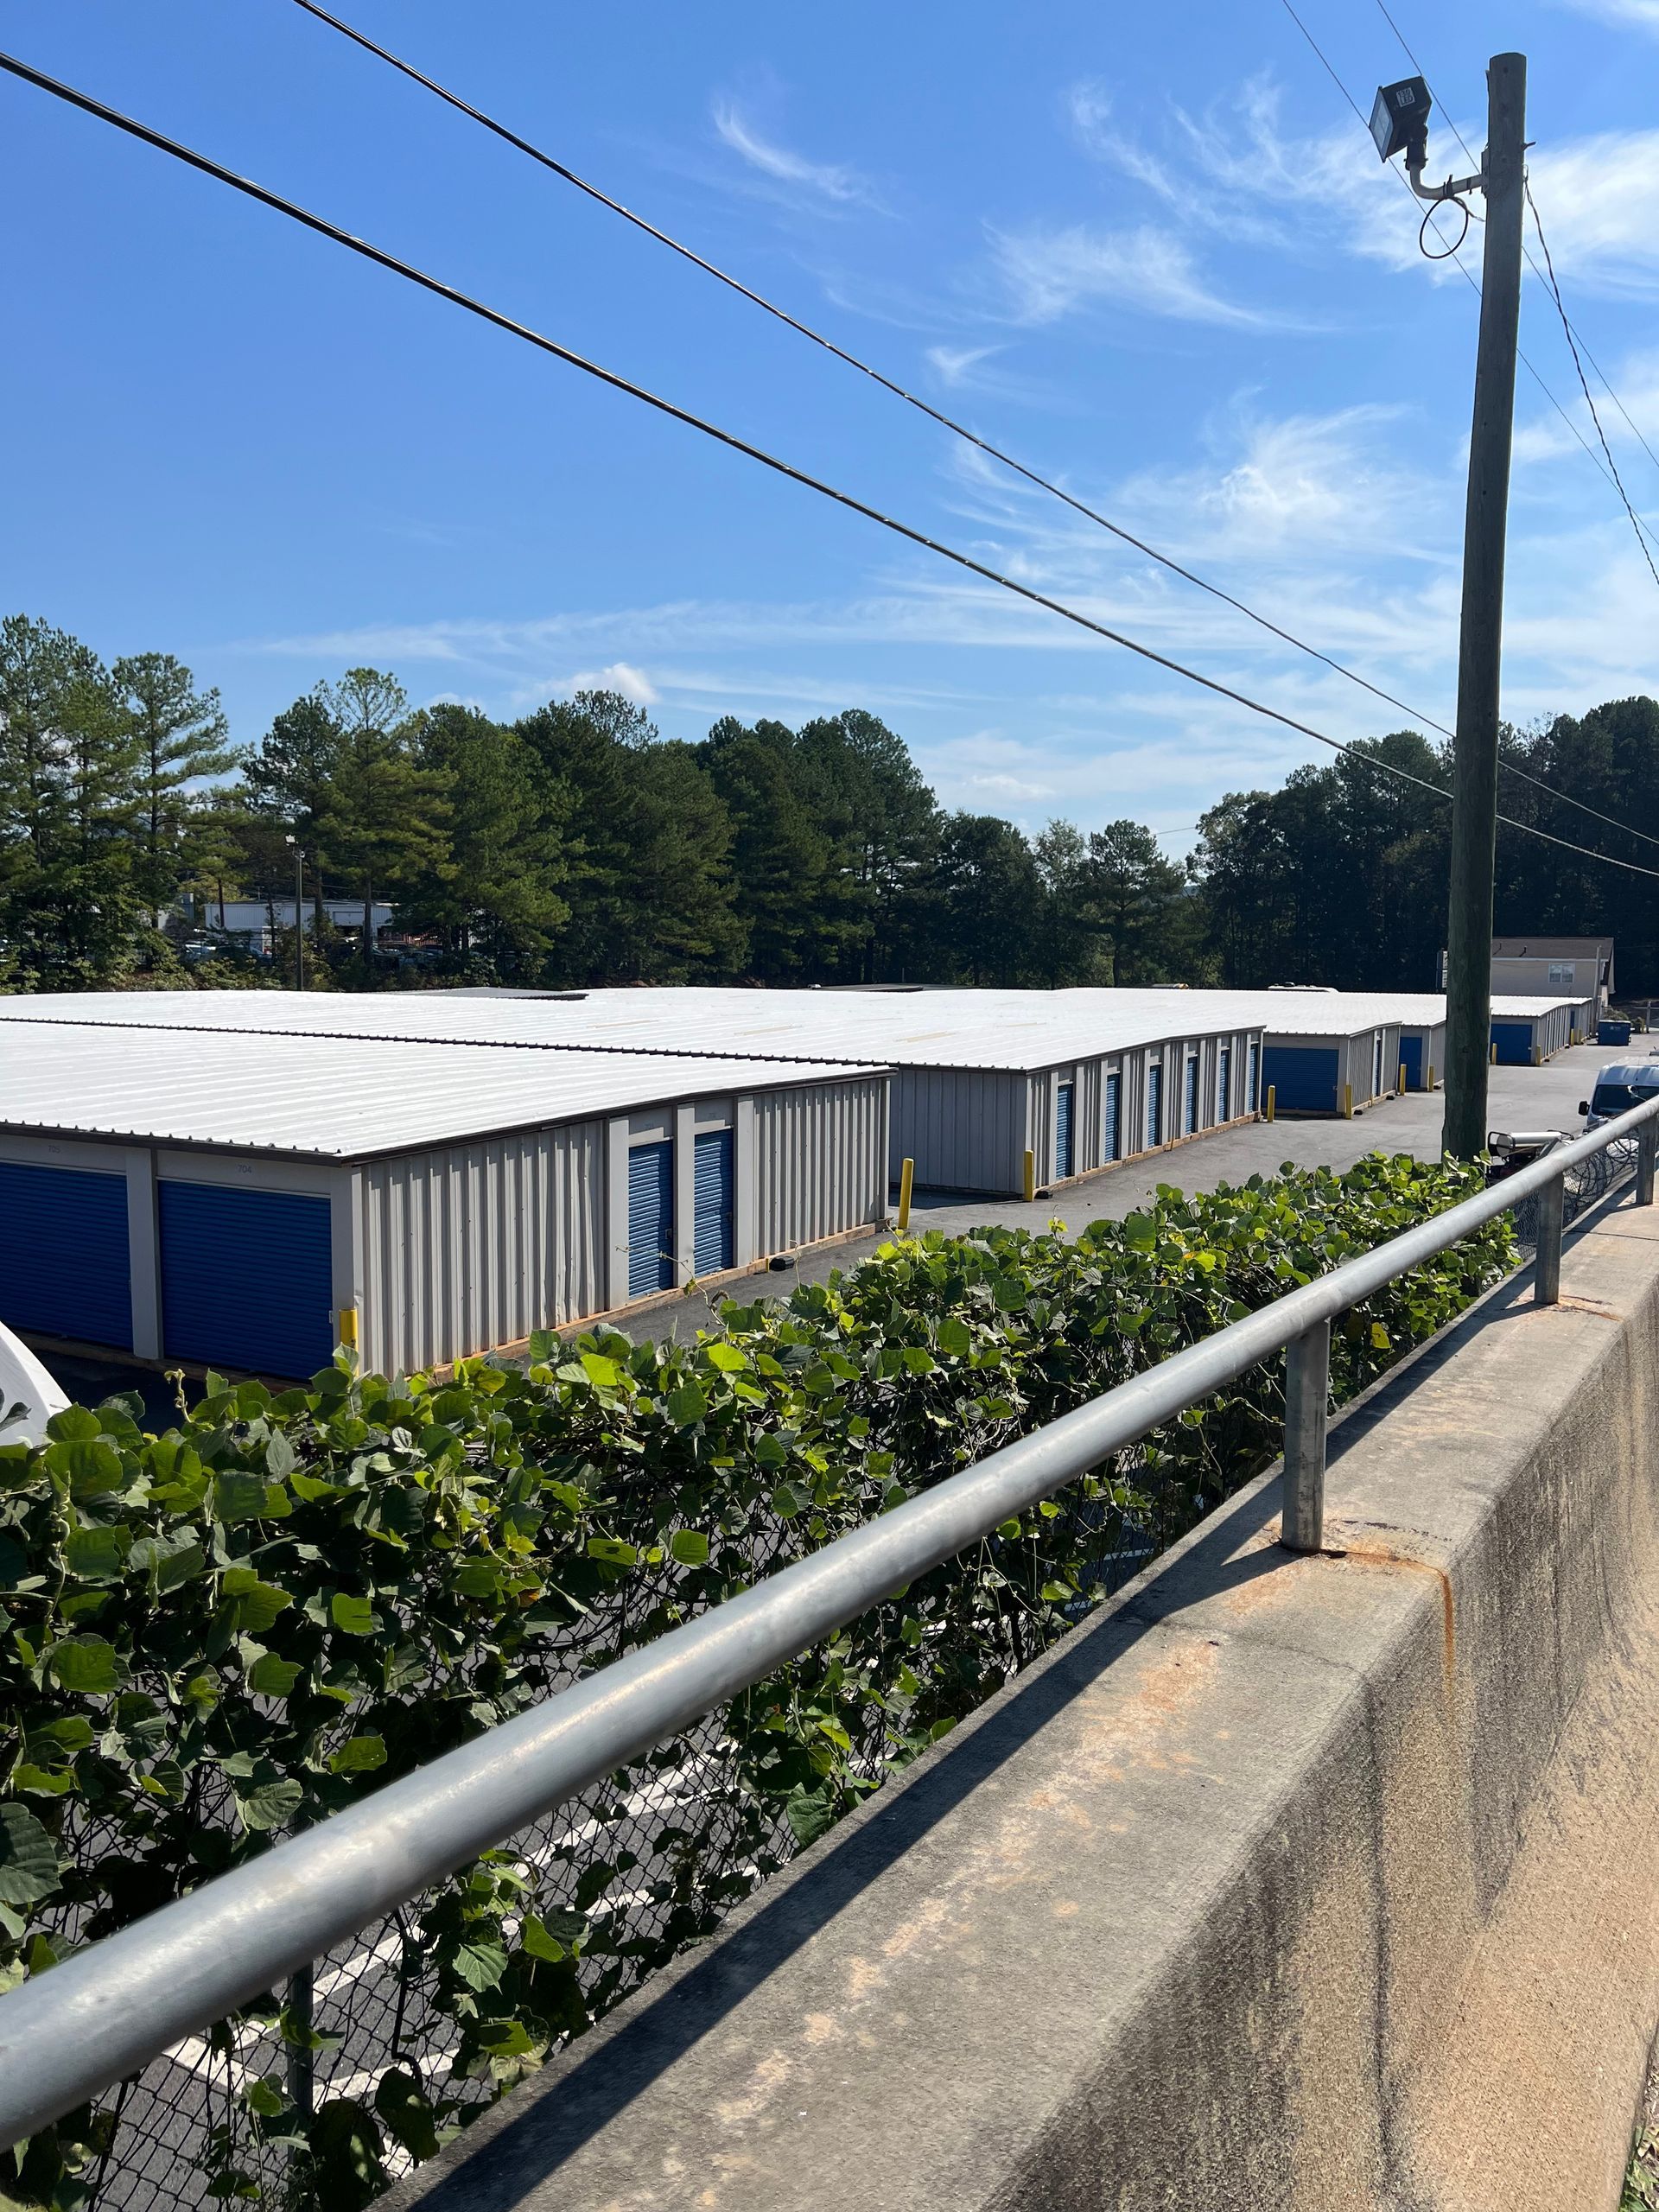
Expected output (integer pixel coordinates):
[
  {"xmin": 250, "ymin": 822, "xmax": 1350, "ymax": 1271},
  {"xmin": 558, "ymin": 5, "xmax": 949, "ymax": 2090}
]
[
  {"xmin": 9, "ymin": 46, "xmax": 1659, "ymax": 888},
  {"xmin": 291, "ymin": 0, "xmax": 1659, "ymax": 861},
  {"xmin": 283, "ymin": 3, "xmax": 1466, "ymax": 763},
  {"xmin": 1525, "ymin": 181, "xmax": 1659, "ymax": 594},
  {"xmin": 1372, "ymin": 0, "xmax": 1659, "ymax": 516},
  {"xmin": 1281, "ymin": 0, "xmax": 1659, "ymax": 550}
]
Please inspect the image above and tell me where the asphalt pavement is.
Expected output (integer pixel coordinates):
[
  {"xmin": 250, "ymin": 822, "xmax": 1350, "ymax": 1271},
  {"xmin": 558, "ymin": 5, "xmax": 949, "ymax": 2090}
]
[{"xmin": 626, "ymin": 1041, "xmax": 1622, "ymax": 1346}]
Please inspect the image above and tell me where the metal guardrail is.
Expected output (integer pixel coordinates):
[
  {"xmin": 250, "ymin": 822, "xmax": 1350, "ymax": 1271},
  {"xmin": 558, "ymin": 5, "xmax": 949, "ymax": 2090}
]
[{"xmin": 2, "ymin": 1096, "xmax": 1656, "ymax": 2150}]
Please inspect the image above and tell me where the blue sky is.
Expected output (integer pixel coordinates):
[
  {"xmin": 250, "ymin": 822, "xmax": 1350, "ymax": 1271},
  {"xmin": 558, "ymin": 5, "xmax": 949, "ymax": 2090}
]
[{"xmin": 3, "ymin": 0, "xmax": 1657, "ymax": 854}]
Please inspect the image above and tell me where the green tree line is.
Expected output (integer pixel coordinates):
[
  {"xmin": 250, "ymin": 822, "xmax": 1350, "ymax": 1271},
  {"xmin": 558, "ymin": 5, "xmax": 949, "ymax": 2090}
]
[{"xmin": 2, "ymin": 609, "xmax": 1653, "ymax": 992}]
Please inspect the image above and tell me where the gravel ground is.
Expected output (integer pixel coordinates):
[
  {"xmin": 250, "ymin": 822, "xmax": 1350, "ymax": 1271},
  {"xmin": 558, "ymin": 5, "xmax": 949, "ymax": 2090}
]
[{"xmin": 626, "ymin": 1042, "xmax": 1622, "ymax": 1347}]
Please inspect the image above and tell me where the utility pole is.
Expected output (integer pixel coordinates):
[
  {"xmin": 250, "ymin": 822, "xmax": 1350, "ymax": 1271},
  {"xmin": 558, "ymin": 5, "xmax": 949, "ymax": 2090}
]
[
  {"xmin": 1442, "ymin": 54, "xmax": 1527, "ymax": 1158},
  {"xmin": 287, "ymin": 836, "xmax": 305, "ymax": 994}
]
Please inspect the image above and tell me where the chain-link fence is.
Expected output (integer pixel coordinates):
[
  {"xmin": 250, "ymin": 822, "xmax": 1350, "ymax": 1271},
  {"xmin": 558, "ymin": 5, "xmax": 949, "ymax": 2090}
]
[{"xmin": 66, "ymin": 1456, "xmax": 1179, "ymax": 2212}]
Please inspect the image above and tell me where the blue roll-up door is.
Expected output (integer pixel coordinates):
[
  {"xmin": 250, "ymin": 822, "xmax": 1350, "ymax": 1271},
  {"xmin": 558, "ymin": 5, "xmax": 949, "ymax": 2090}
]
[
  {"xmin": 1184, "ymin": 1056, "xmax": 1199, "ymax": 1135},
  {"xmin": 1147, "ymin": 1064, "xmax": 1163, "ymax": 1147},
  {"xmin": 627, "ymin": 1141, "xmax": 675, "ymax": 1298},
  {"xmin": 1491, "ymin": 1021, "xmax": 1532, "ymax": 1065},
  {"xmin": 693, "ymin": 1129, "xmax": 734, "ymax": 1276},
  {"xmin": 1248, "ymin": 1041, "xmax": 1260, "ymax": 1112},
  {"xmin": 160, "ymin": 1182, "xmax": 333, "ymax": 1378},
  {"xmin": 1054, "ymin": 1082, "xmax": 1074, "ymax": 1179},
  {"xmin": 1401, "ymin": 1035, "xmax": 1423, "ymax": 1090},
  {"xmin": 1103, "ymin": 1073, "xmax": 1122, "ymax": 1161},
  {"xmin": 0, "ymin": 1160, "xmax": 132, "ymax": 1349},
  {"xmin": 1262, "ymin": 1045, "xmax": 1340, "ymax": 1115},
  {"xmin": 1217, "ymin": 1047, "xmax": 1231, "ymax": 1122}
]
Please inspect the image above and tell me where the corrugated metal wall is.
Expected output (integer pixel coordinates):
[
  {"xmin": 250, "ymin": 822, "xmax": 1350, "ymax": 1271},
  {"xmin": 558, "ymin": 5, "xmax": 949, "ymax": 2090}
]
[
  {"xmin": 1077, "ymin": 1058, "xmax": 1103, "ymax": 1172},
  {"xmin": 891, "ymin": 1068, "xmax": 1027, "ymax": 1192},
  {"xmin": 1026, "ymin": 1075, "xmax": 1052, "ymax": 1187},
  {"xmin": 359, "ymin": 1120, "xmax": 606, "ymax": 1373},
  {"xmin": 753, "ymin": 1076, "xmax": 887, "ymax": 1249}
]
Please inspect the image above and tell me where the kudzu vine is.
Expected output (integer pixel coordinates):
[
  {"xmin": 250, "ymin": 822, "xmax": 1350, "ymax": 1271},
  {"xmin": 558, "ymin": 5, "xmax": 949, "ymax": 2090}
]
[{"xmin": 0, "ymin": 1152, "xmax": 1514, "ymax": 2211}]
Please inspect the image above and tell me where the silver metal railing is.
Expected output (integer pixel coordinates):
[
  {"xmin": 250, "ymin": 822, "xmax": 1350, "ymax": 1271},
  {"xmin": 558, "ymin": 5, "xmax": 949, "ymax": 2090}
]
[{"xmin": 2, "ymin": 1096, "xmax": 1656, "ymax": 2151}]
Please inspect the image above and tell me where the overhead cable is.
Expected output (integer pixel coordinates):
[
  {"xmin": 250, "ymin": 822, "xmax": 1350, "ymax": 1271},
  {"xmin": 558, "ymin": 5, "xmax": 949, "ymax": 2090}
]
[
  {"xmin": 1279, "ymin": 0, "xmax": 1659, "ymax": 550},
  {"xmin": 290, "ymin": 0, "xmax": 1659, "ymax": 857},
  {"xmin": 1370, "ymin": 0, "xmax": 1659, "ymax": 540},
  {"xmin": 282, "ymin": 0, "xmax": 1466, "ymax": 753},
  {"xmin": 8, "ymin": 47, "xmax": 1659, "ymax": 883}
]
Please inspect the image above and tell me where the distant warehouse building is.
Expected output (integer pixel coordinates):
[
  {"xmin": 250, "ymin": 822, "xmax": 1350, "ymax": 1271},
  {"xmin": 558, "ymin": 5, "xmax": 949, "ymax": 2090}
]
[
  {"xmin": 0, "ymin": 988, "xmax": 1267, "ymax": 1198},
  {"xmin": 0, "ymin": 1022, "xmax": 887, "ymax": 1379}
]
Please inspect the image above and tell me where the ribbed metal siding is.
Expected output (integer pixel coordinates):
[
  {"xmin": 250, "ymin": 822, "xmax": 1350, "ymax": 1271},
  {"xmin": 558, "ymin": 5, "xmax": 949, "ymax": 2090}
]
[
  {"xmin": 359, "ymin": 1119, "xmax": 605, "ymax": 1373},
  {"xmin": 1077, "ymin": 1059, "xmax": 1102, "ymax": 1173},
  {"xmin": 693, "ymin": 1129, "xmax": 734, "ymax": 1275},
  {"xmin": 889, "ymin": 1068, "xmax": 1025, "ymax": 1192},
  {"xmin": 627, "ymin": 1142, "xmax": 675, "ymax": 1298},
  {"xmin": 0, "ymin": 1160, "xmax": 132, "ymax": 1349},
  {"xmin": 754, "ymin": 1077, "xmax": 886, "ymax": 1249},
  {"xmin": 1248, "ymin": 1040, "xmax": 1260, "ymax": 1111},
  {"xmin": 159, "ymin": 1182, "xmax": 332, "ymax": 1378},
  {"xmin": 1054, "ymin": 1082, "xmax": 1074, "ymax": 1179}
]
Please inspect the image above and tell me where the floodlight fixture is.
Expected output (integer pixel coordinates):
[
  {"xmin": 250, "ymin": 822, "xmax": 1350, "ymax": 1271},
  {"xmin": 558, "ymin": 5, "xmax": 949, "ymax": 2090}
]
[
  {"xmin": 1370, "ymin": 76, "xmax": 1431, "ymax": 164},
  {"xmin": 1370, "ymin": 73, "xmax": 1485, "ymax": 205}
]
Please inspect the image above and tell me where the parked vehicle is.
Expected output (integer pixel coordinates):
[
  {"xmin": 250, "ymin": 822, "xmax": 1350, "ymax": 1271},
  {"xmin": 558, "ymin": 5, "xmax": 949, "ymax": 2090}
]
[{"xmin": 1579, "ymin": 1057, "xmax": 1659, "ymax": 1131}]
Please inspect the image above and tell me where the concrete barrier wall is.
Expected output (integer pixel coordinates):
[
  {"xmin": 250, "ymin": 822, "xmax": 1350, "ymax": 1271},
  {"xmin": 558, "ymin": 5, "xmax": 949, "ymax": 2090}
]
[{"xmin": 387, "ymin": 1197, "xmax": 1659, "ymax": 2212}]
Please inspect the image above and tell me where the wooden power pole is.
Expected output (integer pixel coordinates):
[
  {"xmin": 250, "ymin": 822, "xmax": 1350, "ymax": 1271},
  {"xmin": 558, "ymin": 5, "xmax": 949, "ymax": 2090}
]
[{"xmin": 1443, "ymin": 52, "xmax": 1528, "ymax": 1160}]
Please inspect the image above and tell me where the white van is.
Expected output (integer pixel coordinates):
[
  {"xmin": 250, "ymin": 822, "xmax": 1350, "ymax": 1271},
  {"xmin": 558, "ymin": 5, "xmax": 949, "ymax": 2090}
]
[{"xmin": 1580, "ymin": 1058, "xmax": 1659, "ymax": 1132}]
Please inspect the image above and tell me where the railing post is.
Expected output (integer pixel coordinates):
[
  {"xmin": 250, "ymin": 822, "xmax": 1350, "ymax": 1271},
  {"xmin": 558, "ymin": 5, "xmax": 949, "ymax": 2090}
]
[
  {"xmin": 286, "ymin": 1961, "xmax": 315, "ymax": 2120},
  {"xmin": 1535, "ymin": 1173, "xmax": 1563, "ymax": 1306},
  {"xmin": 1640, "ymin": 1119, "xmax": 1656, "ymax": 1207},
  {"xmin": 1281, "ymin": 1319, "xmax": 1331, "ymax": 1554}
]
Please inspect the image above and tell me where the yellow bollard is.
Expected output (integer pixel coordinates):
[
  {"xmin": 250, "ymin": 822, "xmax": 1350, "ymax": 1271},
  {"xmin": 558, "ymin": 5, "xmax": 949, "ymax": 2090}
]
[
  {"xmin": 1022, "ymin": 1147, "xmax": 1035, "ymax": 1204},
  {"xmin": 1342, "ymin": 1082, "xmax": 1353, "ymax": 1120},
  {"xmin": 1427, "ymin": 1062, "xmax": 1436, "ymax": 1092},
  {"xmin": 1398, "ymin": 1062, "xmax": 1408, "ymax": 1096},
  {"xmin": 897, "ymin": 1155, "xmax": 915, "ymax": 1231},
  {"xmin": 1265, "ymin": 1084, "xmax": 1276, "ymax": 1124},
  {"xmin": 337, "ymin": 1306, "xmax": 359, "ymax": 1351},
  {"xmin": 1490, "ymin": 1040, "xmax": 1497, "ymax": 1065}
]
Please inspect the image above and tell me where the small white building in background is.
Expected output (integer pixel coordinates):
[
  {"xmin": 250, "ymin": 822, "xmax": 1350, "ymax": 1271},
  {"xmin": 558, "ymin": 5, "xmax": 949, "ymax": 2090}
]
[
  {"xmin": 1488, "ymin": 937, "xmax": 1613, "ymax": 1020},
  {"xmin": 182, "ymin": 894, "xmax": 396, "ymax": 952}
]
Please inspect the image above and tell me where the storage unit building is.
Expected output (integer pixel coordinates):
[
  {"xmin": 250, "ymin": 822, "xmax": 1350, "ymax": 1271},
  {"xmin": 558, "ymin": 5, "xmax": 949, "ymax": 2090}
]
[
  {"xmin": 0, "ymin": 989, "xmax": 1266, "ymax": 1199},
  {"xmin": 0, "ymin": 1025, "xmax": 887, "ymax": 1380},
  {"xmin": 1487, "ymin": 994, "xmax": 1592, "ymax": 1065},
  {"xmin": 1249, "ymin": 996, "xmax": 1404, "ymax": 1117}
]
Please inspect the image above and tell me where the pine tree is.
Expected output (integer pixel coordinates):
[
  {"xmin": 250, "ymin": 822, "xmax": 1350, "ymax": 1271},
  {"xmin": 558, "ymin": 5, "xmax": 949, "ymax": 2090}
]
[{"xmin": 113, "ymin": 652, "xmax": 237, "ymax": 916}]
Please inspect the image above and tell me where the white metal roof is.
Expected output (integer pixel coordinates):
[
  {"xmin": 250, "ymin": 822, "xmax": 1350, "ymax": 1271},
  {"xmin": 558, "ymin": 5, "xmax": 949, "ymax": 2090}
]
[
  {"xmin": 0, "ymin": 984, "xmax": 1588, "ymax": 1073},
  {"xmin": 0, "ymin": 987, "xmax": 1268, "ymax": 1072},
  {"xmin": 0, "ymin": 1027, "xmax": 880, "ymax": 1160}
]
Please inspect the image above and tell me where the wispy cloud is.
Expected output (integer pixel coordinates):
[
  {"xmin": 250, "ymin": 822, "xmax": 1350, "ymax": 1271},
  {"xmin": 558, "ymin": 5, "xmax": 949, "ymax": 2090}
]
[
  {"xmin": 927, "ymin": 343, "xmax": 1004, "ymax": 386},
  {"xmin": 1554, "ymin": 0, "xmax": 1659, "ymax": 27},
  {"xmin": 987, "ymin": 221, "xmax": 1287, "ymax": 327},
  {"xmin": 710, "ymin": 99, "xmax": 882, "ymax": 209}
]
